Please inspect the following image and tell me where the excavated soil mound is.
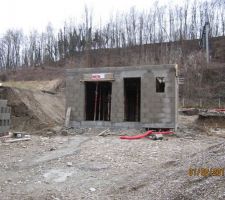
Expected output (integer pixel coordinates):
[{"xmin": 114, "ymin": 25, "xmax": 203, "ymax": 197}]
[{"xmin": 0, "ymin": 87, "xmax": 65, "ymax": 132}]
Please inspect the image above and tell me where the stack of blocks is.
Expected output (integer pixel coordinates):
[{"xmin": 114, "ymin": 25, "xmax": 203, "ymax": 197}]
[{"xmin": 0, "ymin": 100, "xmax": 11, "ymax": 136}]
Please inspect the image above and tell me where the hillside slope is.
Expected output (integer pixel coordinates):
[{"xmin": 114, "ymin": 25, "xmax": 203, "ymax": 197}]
[
  {"xmin": 1, "ymin": 36, "xmax": 225, "ymax": 82},
  {"xmin": 0, "ymin": 85, "xmax": 65, "ymax": 132}
]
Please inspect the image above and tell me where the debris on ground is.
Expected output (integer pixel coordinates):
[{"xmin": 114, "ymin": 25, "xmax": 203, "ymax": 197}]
[
  {"xmin": 3, "ymin": 137, "xmax": 31, "ymax": 143},
  {"xmin": 89, "ymin": 187, "xmax": 96, "ymax": 192},
  {"xmin": 49, "ymin": 147, "xmax": 57, "ymax": 151},
  {"xmin": 198, "ymin": 109, "xmax": 225, "ymax": 128},
  {"xmin": 179, "ymin": 108, "xmax": 199, "ymax": 115},
  {"xmin": 61, "ymin": 129, "xmax": 69, "ymax": 136},
  {"xmin": 1, "ymin": 131, "xmax": 31, "ymax": 143},
  {"xmin": 67, "ymin": 162, "xmax": 73, "ymax": 167},
  {"xmin": 13, "ymin": 132, "xmax": 30, "ymax": 138},
  {"xmin": 150, "ymin": 133, "xmax": 163, "ymax": 140},
  {"xmin": 98, "ymin": 128, "xmax": 110, "ymax": 136},
  {"xmin": 41, "ymin": 90, "xmax": 57, "ymax": 95},
  {"xmin": 0, "ymin": 115, "xmax": 225, "ymax": 199},
  {"xmin": 199, "ymin": 109, "xmax": 225, "ymax": 117},
  {"xmin": 207, "ymin": 127, "xmax": 225, "ymax": 137}
]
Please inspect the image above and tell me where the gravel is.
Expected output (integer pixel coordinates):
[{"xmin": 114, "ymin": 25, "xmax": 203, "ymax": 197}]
[{"xmin": 0, "ymin": 115, "xmax": 225, "ymax": 199}]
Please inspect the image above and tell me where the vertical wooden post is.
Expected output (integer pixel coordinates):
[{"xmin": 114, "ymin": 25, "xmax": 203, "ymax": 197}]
[
  {"xmin": 94, "ymin": 82, "xmax": 98, "ymax": 121},
  {"xmin": 98, "ymin": 85, "xmax": 101, "ymax": 120},
  {"xmin": 136, "ymin": 83, "xmax": 139, "ymax": 121},
  {"xmin": 124, "ymin": 81, "xmax": 127, "ymax": 121},
  {"xmin": 102, "ymin": 89, "xmax": 105, "ymax": 121},
  {"xmin": 65, "ymin": 107, "xmax": 71, "ymax": 127},
  {"xmin": 107, "ymin": 94, "xmax": 111, "ymax": 121}
]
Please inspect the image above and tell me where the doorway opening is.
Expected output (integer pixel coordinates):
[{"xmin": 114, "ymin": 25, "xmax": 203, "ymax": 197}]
[
  {"xmin": 124, "ymin": 78, "xmax": 141, "ymax": 122},
  {"xmin": 85, "ymin": 81, "xmax": 112, "ymax": 121}
]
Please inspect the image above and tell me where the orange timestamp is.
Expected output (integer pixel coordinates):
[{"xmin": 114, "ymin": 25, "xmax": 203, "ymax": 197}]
[{"xmin": 188, "ymin": 167, "xmax": 224, "ymax": 176}]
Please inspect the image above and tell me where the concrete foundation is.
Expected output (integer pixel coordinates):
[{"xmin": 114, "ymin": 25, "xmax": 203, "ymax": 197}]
[{"xmin": 66, "ymin": 65, "xmax": 178, "ymax": 130}]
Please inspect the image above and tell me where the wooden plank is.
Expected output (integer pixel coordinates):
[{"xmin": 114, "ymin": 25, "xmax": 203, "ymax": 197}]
[
  {"xmin": 4, "ymin": 138, "xmax": 31, "ymax": 143},
  {"xmin": 65, "ymin": 107, "xmax": 71, "ymax": 127},
  {"xmin": 98, "ymin": 129, "xmax": 110, "ymax": 136}
]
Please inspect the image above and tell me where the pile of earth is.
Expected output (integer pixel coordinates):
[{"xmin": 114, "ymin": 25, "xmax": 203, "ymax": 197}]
[{"xmin": 0, "ymin": 85, "xmax": 65, "ymax": 132}]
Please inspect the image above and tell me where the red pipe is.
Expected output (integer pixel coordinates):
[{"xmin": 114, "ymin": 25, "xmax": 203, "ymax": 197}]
[
  {"xmin": 120, "ymin": 130, "xmax": 153, "ymax": 140},
  {"xmin": 214, "ymin": 109, "xmax": 225, "ymax": 112},
  {"xmin": 120, "ymin": 130, "xmax": 174, "ymax": 140}
]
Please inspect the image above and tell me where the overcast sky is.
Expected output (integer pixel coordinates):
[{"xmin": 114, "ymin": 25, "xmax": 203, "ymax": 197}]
[{"xmin": 0, "ymin": 0, "xmax": 185, "ymax": 34}]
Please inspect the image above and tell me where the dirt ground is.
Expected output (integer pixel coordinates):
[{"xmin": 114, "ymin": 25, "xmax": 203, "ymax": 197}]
[{"xmin": 0, "ymin": 115, "xmax": 225, "ymax": 200}]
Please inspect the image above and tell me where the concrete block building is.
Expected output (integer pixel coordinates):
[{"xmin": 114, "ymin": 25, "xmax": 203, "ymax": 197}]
[
  {"xmin": 0, "ymin": 100, "xmax": 11, "ymax": 136},
  {"xmin": 66, "ymin": 65, "xmax": 178, "ymax": 130}
]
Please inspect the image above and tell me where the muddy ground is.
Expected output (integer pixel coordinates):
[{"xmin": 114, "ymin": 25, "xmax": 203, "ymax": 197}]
[{"xmin": 0, "ymin": 115, "xmax": 225, "ymax": 200}]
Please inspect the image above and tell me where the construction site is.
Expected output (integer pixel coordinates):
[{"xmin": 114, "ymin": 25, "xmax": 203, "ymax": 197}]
[
  {"xmin": 0, "ymin": 61, "xmax": 224, "ymax": 199},
  {"xmin": 1, "ymin": 1, "xmax": 225, "ymax": 199}
]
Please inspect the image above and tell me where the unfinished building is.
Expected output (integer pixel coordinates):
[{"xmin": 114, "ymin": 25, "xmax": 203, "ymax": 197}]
[
  {"xmin": 0, "ymin": 100, "xmax": 11, "ymax": 136},
  {"xmin": 66, "ymin": 65, "xmax": 178, "ymax": 130}
]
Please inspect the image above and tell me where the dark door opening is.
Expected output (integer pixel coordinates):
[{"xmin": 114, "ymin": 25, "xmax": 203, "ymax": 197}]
[
  {"xmin": 85, "ymin": 81, "xmax": 112, "ymax": 121},
  {"xmin": 124, "ymin": 78, "xmax": 141, "ymax": 122}
]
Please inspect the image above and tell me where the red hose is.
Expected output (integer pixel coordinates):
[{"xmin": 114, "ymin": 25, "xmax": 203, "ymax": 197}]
[
  {"xmin": 214, "ymin": 109, "xmax": 225, "ymax": 112},
  {"xmin": 120, "ymin": 130, "xmax": 153, "ymax": 140},
  {"xmin": 120, "ymin": 130, "xmax": 174, "ymax": 140}
]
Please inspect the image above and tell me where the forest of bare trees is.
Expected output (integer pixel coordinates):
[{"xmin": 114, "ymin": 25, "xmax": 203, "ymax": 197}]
[{"xmin": 0, "ymin": 0, "xmax": 224, "ymax": 70}]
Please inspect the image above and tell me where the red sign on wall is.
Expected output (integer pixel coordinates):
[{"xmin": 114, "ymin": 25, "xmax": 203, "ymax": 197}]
[
  {"xmin": 82, "ymin": 73, "xmax": 114, "ymax": 81},
  {"xmin": 91, "ymin": 73, "xmax": 105, "ymax": 80}
]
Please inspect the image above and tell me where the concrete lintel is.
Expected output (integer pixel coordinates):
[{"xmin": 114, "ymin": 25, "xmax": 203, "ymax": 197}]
[{"xmin": 120, "ymin": 70, "xmax": 147, "ymax": 78}]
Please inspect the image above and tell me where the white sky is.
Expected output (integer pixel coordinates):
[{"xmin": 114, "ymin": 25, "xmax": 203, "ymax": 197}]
[{"xmin": 0, "ymin": 0, "xmax": 185, "ymax": 34}]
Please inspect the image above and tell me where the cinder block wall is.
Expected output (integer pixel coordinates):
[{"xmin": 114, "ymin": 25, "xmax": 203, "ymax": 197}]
[
  {"xmin": 141, "ymin": 67, "xmax": 177, "ymax": 128},
  {"xmin": 66, "ymin": 74, "xmax": 85, "ymax": 122},
  {"xmin": 66, "ymin": 65, "xmax": 178, "ymax": 129},
  {"xmin": 0, "ymin": 100, "xmax": 11, "ymax": 134},
  {"xmin": 111, "ymin": 73, "xmax": 124, "ymax": 123}
]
